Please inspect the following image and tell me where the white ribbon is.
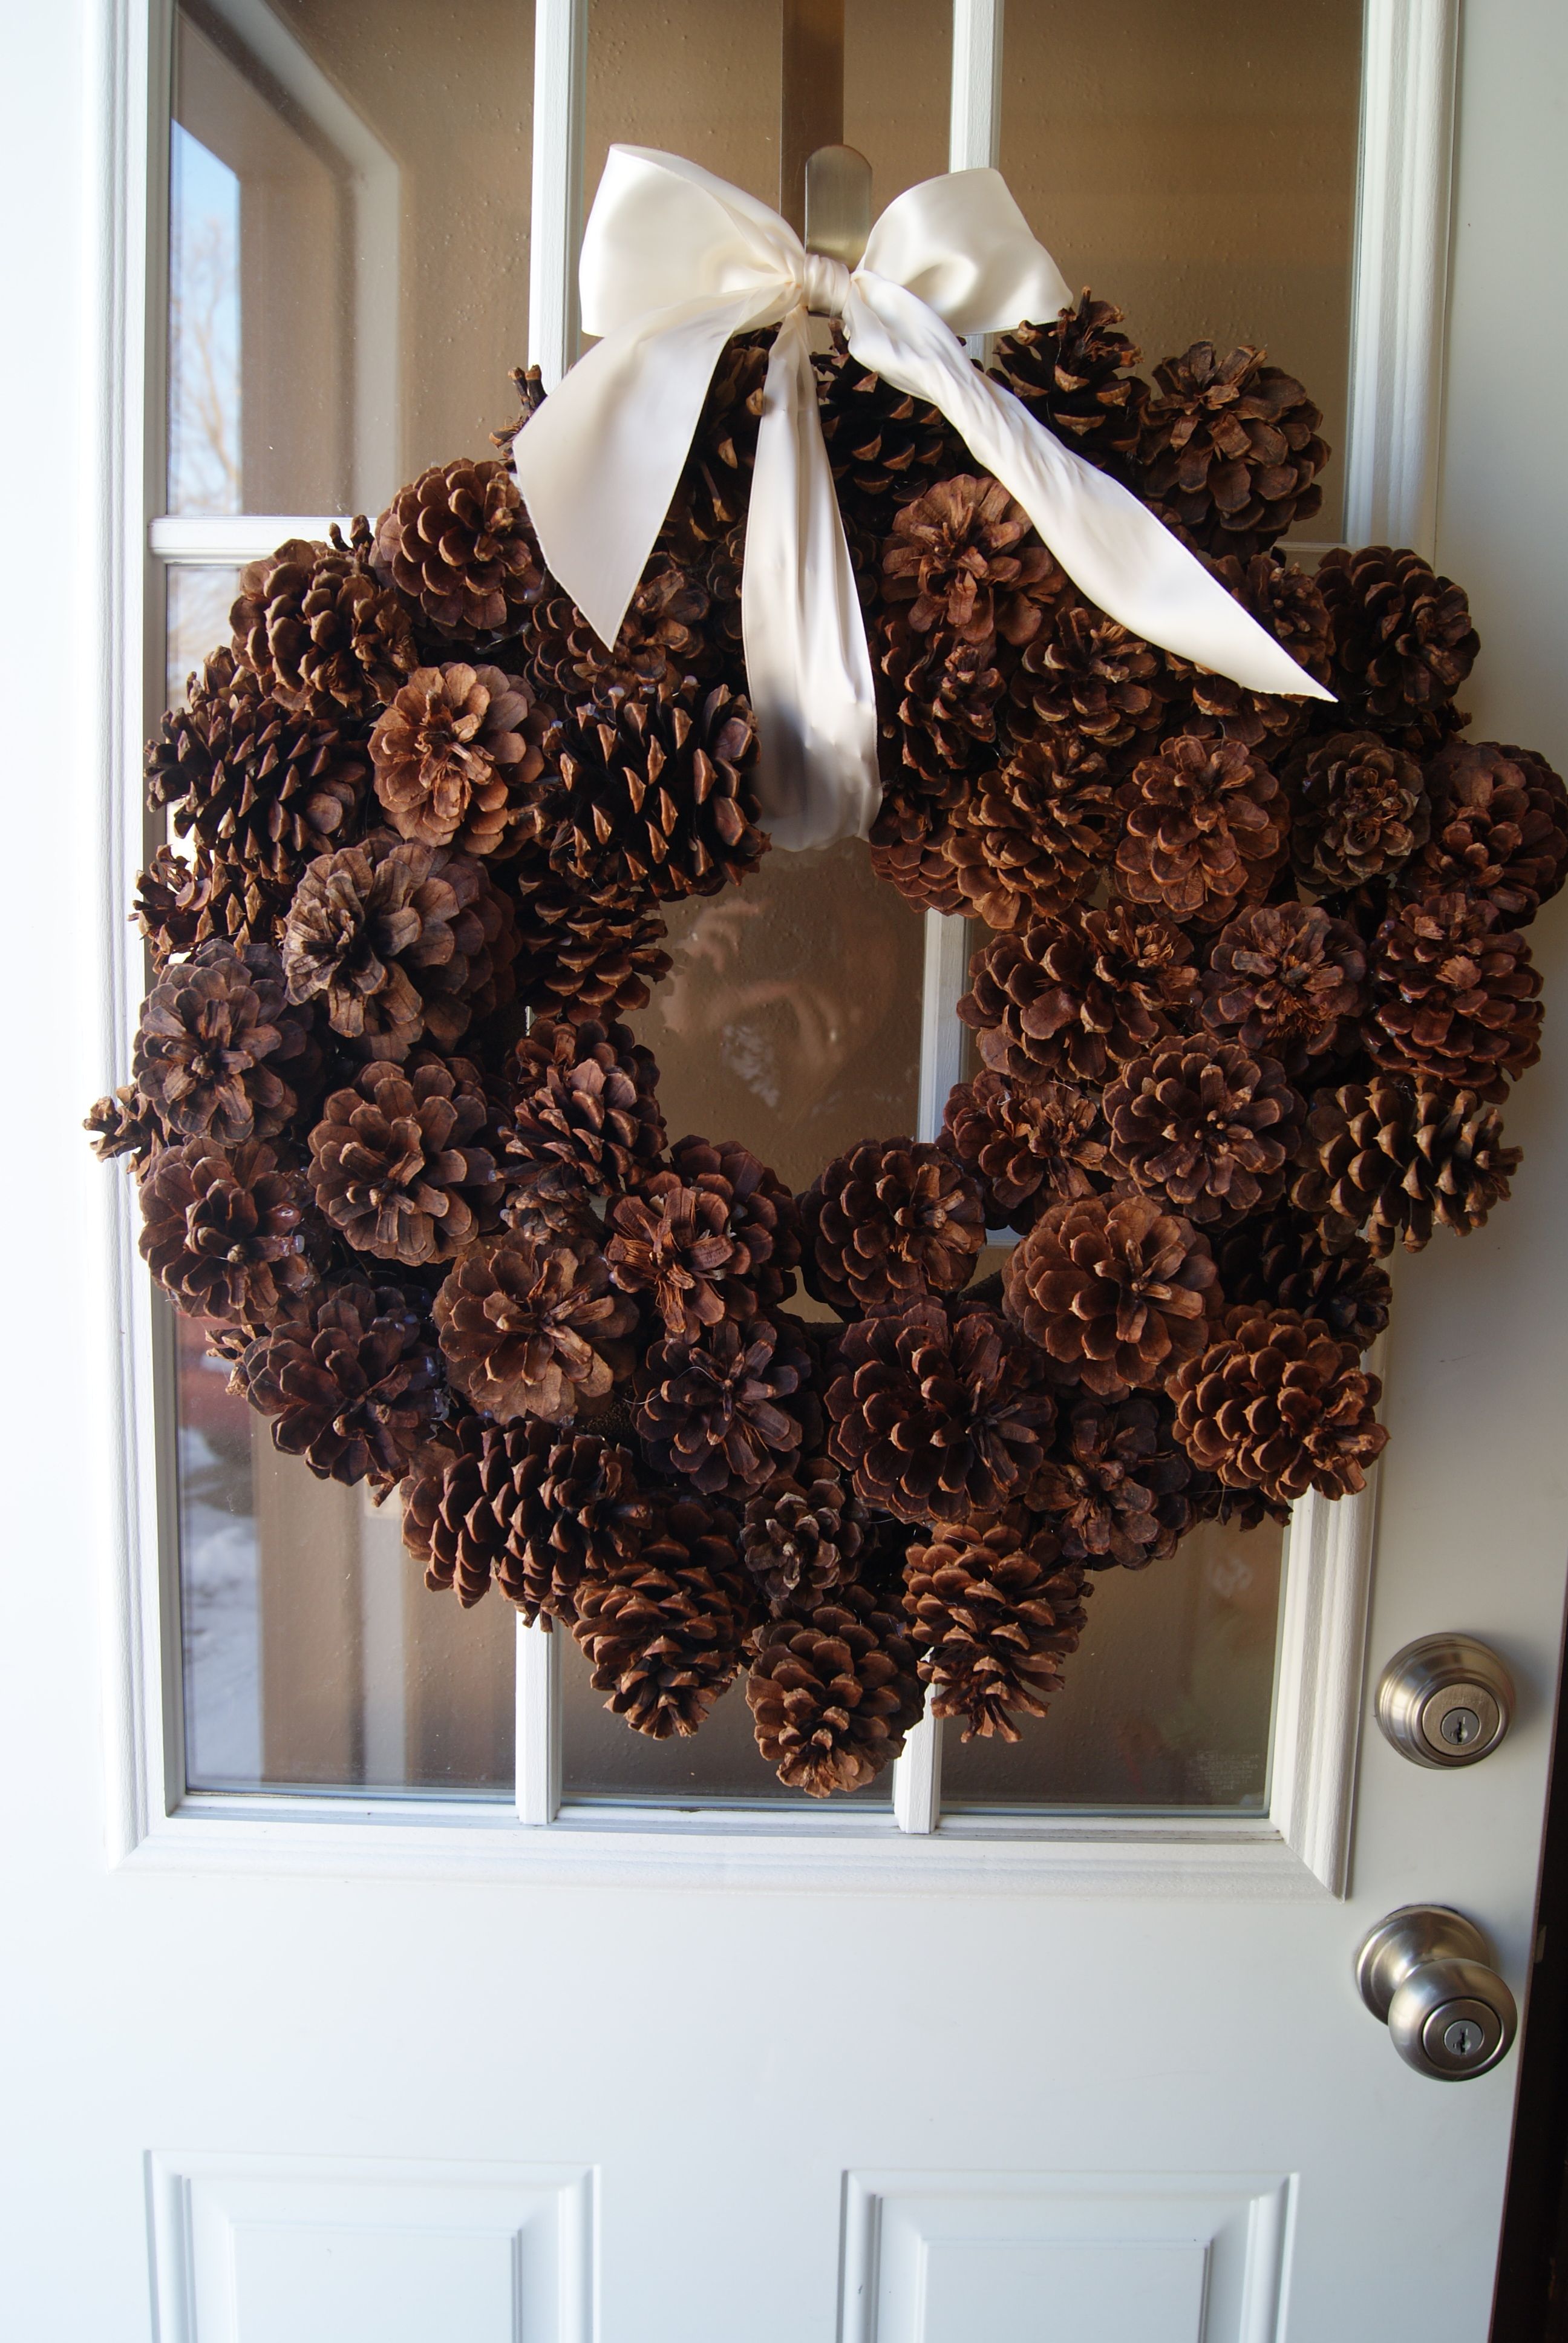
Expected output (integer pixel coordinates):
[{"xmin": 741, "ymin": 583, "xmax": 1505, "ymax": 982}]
[{"xmin": 513, "ymin": 145, "xmax": 1332, "ymax": 850}]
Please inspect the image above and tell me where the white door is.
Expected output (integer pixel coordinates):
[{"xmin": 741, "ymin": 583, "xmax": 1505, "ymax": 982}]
[{"xmin": 7, "ymin": 1, "xmax": 1568, "ymax": 2338}]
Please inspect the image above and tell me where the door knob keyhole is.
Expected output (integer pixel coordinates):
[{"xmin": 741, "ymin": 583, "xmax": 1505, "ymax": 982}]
[{"xmin": 1356, "ymin": 1907, "xmax": 1517, "ymax": 2082}]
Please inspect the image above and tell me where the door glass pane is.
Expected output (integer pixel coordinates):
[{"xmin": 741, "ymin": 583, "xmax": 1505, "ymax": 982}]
[{"xmin": 169, "ymin": 0, "xmax": 535, "ymax": 516}]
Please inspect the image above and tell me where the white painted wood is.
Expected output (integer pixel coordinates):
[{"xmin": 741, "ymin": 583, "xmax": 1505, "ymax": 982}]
[
  {"xmin": 529, "ymin": 0, "xmax": 588, "ymax": 385},
  {"xmin": 949, "ymin": 0, "xmax": 1004, "ymax": 172},
  {"xmin": 890, "ymin": 1689, "xmax": 943, "ymax": 1835},
  {"xmin": 914, "ymin": 911, "xmax": 970, "ymax": 1144},
  {"xmin": 516, "ymin": 1617, "xmax": 563, "ymax": 1826},
  {"xmin": 149, "ymin": 514, "xmax": 348, "ymax": 561},
  {"xmin": 148, "ymin": 2152, "xmax": 595, "ymax": 2343}
]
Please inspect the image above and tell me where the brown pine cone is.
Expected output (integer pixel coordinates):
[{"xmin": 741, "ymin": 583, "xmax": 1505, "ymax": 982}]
[
  {"xmin": 369, "ymin": 663, "xmax": 542, "ymax": 856},
  {"xmin": 1169, "ymin": 1303, "xmax": 1389, "ymax": 1507},
  {"xmin": 941, "ymin": 1070, "xmax": 1108, "ymax": 1228},
  {"xmin": 133, "ymin": 939, "xmax": 316, "ymax": 1144},
  {"xmin": 881, "ymin": 476, "xmax": 1061, "ymax": 647},
  {"xmin": 497, "ymin": 1160, "xmax": 604, "ymax": 1245},
  {"xmin": 230, "ymin": 521, "xmax": 419, "ymax": 716},
  {"xmin": 661, "ymin": 332, "xmax": 771, "ymax": 554},
  {"xmin": 372, "ymin": 457, "xmax": 544, "ymax": 642},
  {"xmin": 867, "ymin": 793, "xmax": 971, "ymax": 916},
  {"xmin": 283, "ymin": 831, "xmax": 518, "ymax": 1060},
  {"xmin": 538, "ymin": 681, "xmax": 765, "ymax": 902},
  {"xmin": 825, "ymin": 1299, "xmax": 1053, "ymax": 1526},
  {"xmin": 1115, "ymin": 736, "xmax": 1286, "ymax": 928},
  {"xmin": 904, "ymin": 1511, "xmax": 1088, "ymax": 1742},
  {"xmin": 139, "ymin": 1137, "xmax": 318, "ymax": 1328},
  {"xmin": 1289, "ymin": 730, "xmax": 1430, "ymax": 896},
  {"xmin": 1200, "ymin": 902, "xmax": 1368, "ymax": 1076},
  {"xmin": 573, "ymin": 1493, "xmax": 750, "ymax": 1738},
  {"xmin": 1011, "ymin": 598, "xmax": 1168, "ymax": 759},
  {"xmin": 1316, "ymin": 546, "xmax": 1479, "ymax": 743},
  {"xmin": 1105, "ymin": 1042, "xmax": 1304, "ymax": 1227},
  {"xmin": 665, "ymin": 1136, "xmax": 802, "ymax": 1311},
  {"xmin": 636, "ymin": 1313, "xmax": 812, "ymax": 1497},
  {"xmin": 800, "ymin": 1138, "xmax": 985, "ymax": 1314},
  {"xmin": 1405, "ymin": 740, "xmax": 1568, "ymax": 925},
  {"xmin": 307, "ymin": 1057, "xmax": 500, "ymax": 1266},
  {"xmin": 1136, "ymin": 342, "xmax": 1328, "ymax": 556},
  {"xmin": 495, "ymin": 1015, "xmax": 664, "ymax": 1210},
  {"xmin": 1036, "ymin": 1392, "xmax": 1196, "ymax": 1570},
  {"xmin": 989, "ymin": 292, "xmax": 1146, "ymax": 479},
  {"xmin": 748, "ymin": 1578, "xmax": 925, "ymax": 1793},
  {"xmin": 1175, "ymin": 553, "xmax": 1333, "ymax": 750},
  {"xmin": 1215, "ymin": 1208, "xmax": 1391, "ymax": 1351},
  {"xmin": 433, "ymin": 1232, "xmax": 637, "ymax": 1421},
  {"xmin": 402, "ymin": 1415, "xmax": 647, "ymax": 1619},
  {"xmin": 1293, "ymin": 1075, "xmax": 1521, "ymax": 1256},
  {"xmin": 132, "ymin": 844, "xmax": 238, "ymax": 965},
  {"xmin": 488, "ymin": 361, "xmax": 547, "ymax": 466},
  {"xmin": 876, "ymin": 621, "xmax": 1005, "ymax": 800},
  {"xmin": 233, "ymin": 1279, "xmax": 445, "ymax": 1489},
  {"xmin": 523, "ymin": 556, "xmax": 713, "ymax": 703},
  {"xmin": 740, "ymin": 1464, "xmax": 864, "ymax": 1616},
  {"xmin": 1367, "ymin": 890, "xmax": 1541, "ymax": 1099},
  {"xmin": 949, "ymin": 736, "xmax": 1120, "ymax": 926},
  {"xmin": 815, "ymin": 343, "xmax": 965, "ymax": 536},
  {"xmin": 607, "ymin": 1138, "xmax": 800, "ymax": 1334},
  {"xmin": 509, "ymin": 868, "xmax": 671, "ymax": 1024},
  {"xmin": 85, "ymin": 1083, "xmax": 162, "ymax": 1168},
  {"xmin": 958, "ymin": 904, "xmax": 1198, "ymax": 1086},
  {"xmin": 1004, "ymin": 1193, "xmax": 1218, "ymax": 1397}
]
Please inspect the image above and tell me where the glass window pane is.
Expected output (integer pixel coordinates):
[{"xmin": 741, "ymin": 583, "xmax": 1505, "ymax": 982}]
[
  {"xmin": 169, "ymin": 0, "xmax": 535, "ymax": 516},
  {"xmin": 999, "ymin": 0, "xmax": 1362, "ymax": 540},
  {"xmin": 165, "ymin": 564, "xmax": 240, "ymax": 706}
]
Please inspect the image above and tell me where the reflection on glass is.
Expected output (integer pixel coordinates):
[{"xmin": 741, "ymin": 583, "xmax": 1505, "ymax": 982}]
[
  {"xmin": 175, "ymin": 1309, "xmax": 514, "ymax": 1795},
  {"xmin": 999, "ymin": 0, "xmax": 1361, "ymax": 539},
  {"xmin": 165, "ymin": 564, "xmax": 240, "ymax": 708},
  {"xmin": 169, "ymin": 123, "xmax": 241, "ymax": 516},
  {"xmin": 941, "ymin": 1512, "xmax": 1284, "ymax": 1811}
]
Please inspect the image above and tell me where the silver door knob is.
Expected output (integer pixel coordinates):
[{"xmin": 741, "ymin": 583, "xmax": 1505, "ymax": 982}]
[
  {"xmin": 1375, "ymin": 1634, "xmax": 1514, "ymax": 1767},
  {"xmin": 1355, "ymin": 1906, "xmax": 1517, "ymax": 2080}
]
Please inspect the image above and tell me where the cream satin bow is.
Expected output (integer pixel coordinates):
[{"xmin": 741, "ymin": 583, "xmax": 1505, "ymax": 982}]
[{"xmin": 513, "ymin": 145, "xmax": 1331, "ymax": 851}]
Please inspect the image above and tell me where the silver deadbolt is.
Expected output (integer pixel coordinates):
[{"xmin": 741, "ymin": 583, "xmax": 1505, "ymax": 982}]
[
  {"xmin": 1375, "ymin": 1634, "xmax": 1514, "ymax": 1768},
  {"xmin": 1355, "ymin": 1906, "xmax": 1518, "ymax": 2080}
]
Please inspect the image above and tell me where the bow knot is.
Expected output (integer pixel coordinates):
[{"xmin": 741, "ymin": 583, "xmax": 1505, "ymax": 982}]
[{"xmin": 802, "ymin": 251, "xmax": 854, "ymax": 318}]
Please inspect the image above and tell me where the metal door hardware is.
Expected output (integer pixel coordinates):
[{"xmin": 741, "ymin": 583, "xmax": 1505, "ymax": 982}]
[
  {"xmin": 1356, "ymin": 1907, "xmax": 1517, "ymax": 2080},
  {"xmin": 1375, "ymin": 1634, "xmax": 1514, "ymax": 1768}
]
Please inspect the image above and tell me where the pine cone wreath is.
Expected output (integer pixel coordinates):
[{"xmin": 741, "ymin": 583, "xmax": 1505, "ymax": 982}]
[
  {"xmin": 1289, "ymin": 730, "xmax": 1430, "ymax": 894},
  {"xmin": 1367, "ymin": 890, "xmax": 1542, "ymax": 1099},
  {"xmin": 1215, "ymin": 1208, "xmax": 1391, "ymax": 1351},
  {"xmin": 876, "ymin": 621, "xmax": 1005, "ymax": 798},
  {"xmin": 133, "ymin": 939, "xmax": 317, "ymax": 1144},
  {"xmin": 1104, "ymin": 1041, "xmax": 1304, "ymax": 1227},
  {"xmin": 402, "ymin": 1414, "xmax": 648, "ymax": 1620},
  {"xmin": 1136, "ymin": 342, "xmax": 1328, "ymax": 556},
  {"xmin": 1114, "ymin": 736, "xmax": 1287, "ymax": 928},
  {"xmin": 1405, "ymin": 740, "xmax": 1568, "ymax": 925},
  {"xmin": 800, "ymin": 1137, "xmax": 985, "ymax": 1314},
  {"xmin": 1011, "ymin": 597, "xmax": 1168, "ymax": 760},
  {"xmin": 139, "ymin": 1137, "xmax": 319, "ymax": 1329},
  {"xmin": 509, "ymin": 868, "xmax": 671, "ymax": 1024},
  {"xmin": 941, "ymin": 1070, "xmax": 1108, "ymax": 1229},
  {"xmin": 1176, "ymin": 554, "xmax": 1333, "ymax": 751},
  {"xmin": 636, "ymin": 1312, "xmax": 812, "ymax": 1498},
  {"xmin": 881, "ymin": 476, "xmax": 1061, "ymax": 647},
  {"xmin": 607, "ymin": 1139, "xmax": 800, "ymax": 1335},
  {"xmin": 948, "ymin": 736, "xmax": 1121, "ymax": 926},
  {"xmin": 369, "ymin": 663, "xmax": 541, "ymax": 856},
  {"xmin": 433, "ymin": 1231, "xmax": 638, "ymax": 1422},
  {"xmin": 572, "ymin": 1494, "xmax": 750, "ymax": 1738},
  {"xmin": 233, "ymin": 1279, "xmax": 446, "ymax": 1489},
  {"xmin": 523, "ymin": 556, "xmax": 714, "ymax": 704},
  {"xmin": 372, "ymin": 457, "xmax": 544, "ymax": 643},
  {"xmin": 1199, "ymin": 901, "xmax": 1368, "ymax": 1076},
  {"xmin": 230, "ymin": 522, "xmax": 419, "ymax": 716},
  {"xmin": 1003, "ymin": 1192, "xmax": 1218, "ymax": 1397},
  {"xmin": 495, "ymin": 1014, "xmax": 664, "ymax": 1208},
  {"xmin": 307, "ymin": 1056, "xmax": 500, "ymax": 1266},
  {"xmin": 1036, "ymin": 1391, "xmax": 1196, "ymax": 1570},
  {"xmin": 747, "ymin": 1578, "xmax": 924, "ymax": 1794},
  {"xmin": 990, "ymin": 291, "xmax": 1146, "ymax": 479},
  {"xmin": 537, "ymin": 681, "xmax": 765, "ymax": 902},
  {"xmin": 904, "ymin": 1511, "xmax": 1089, "ymax": 1742},
  {"xmin": 958, "ymin": 903, "xmax": 1198, "ymax": 1086},
  {"xmin": 1316, "ymin": 545, "xmax": 1479, "ymax": 744},
  {"xmin": 1293, "ymin": 1075, "xmax": 1521, "ymax": 1256},
  {"xmin": 1169, "ymin": 1304, "xmax": 1390, "ymax": 1508},
  {"xmin": 815, "ymin": 342, "xmax": 965, "ymax": 536},
  {"xmin": 740, "ymin": 1464, "xmax": 864, "ymax": 1616},
  {"xmin": 825, "ymin": 1299, "xmax": 1053, "ymax": 1526}
]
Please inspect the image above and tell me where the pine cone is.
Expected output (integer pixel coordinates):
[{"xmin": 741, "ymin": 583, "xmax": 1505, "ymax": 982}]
[
  {"xmin": 1200, "ymin": 902, "xmax": 1368, "ymax": 1076},
  {"xmin": 139, "ymin": 1137, "xmax": 318, "ymax": 1328},
  {"xmin": 402, "ymin": 1415, "xmax": 647, "ymax": 1619},
  {"xmin": 1367, "ymin": 890, "xmax": 1541, "ymax": 1099},
  {"xmin": 867, "ymin": 794, "xmax": 971, "ymax": 916},
  {"xmin": 495, "ymin": 1015, "xmax": 664, "ymax": 1211},
  {"xmin": 990, "ymin": 292, "xmax": 1146, "ymax": 479},
  {"xmin": 233, "ymin": 1279, "xmax": 445, "ymax": 1489},
  {"xmin": 433, "ymin": 1232, "xmax": 637, "ymax": 1421},
  {"xmin": 1169, "ymin": 1304, "xmax": 1389, "ymax": 1507},
  {"xmin": 740, "ymin": 1465, "xmax": 864, "ymax": 1615},
  {"xmin": 904, "ymin": 1512, "xmax": 1088, "ymax": 1741},
  {"xmin": 948, "ymin": 736, "xmax": 1120, "ymax": 926},
  {"xmin": 815, "ymin": 344, "xmax": 965, "ymax": 536},
  {"xmin": 1289, "ymin": 731, "xmax": 1429, "ymax": 893},
  {"xmin": 800, "ymin": 1138, "xmax": 985, "ymax": 1314},
  {"xmin": 132, "ymin": 844, "xmax": 239, "ymax": 965},
  {"xmin": 662, "ymin": 332, "xmax": 771, "ymax": 553},
  {"xmin": 573, "ymin": 1494, "xmax": 749, "ymax": 1737},
  {"xmin": 747, "ymin": 1578, "xmax": 924, "ymax": 1793},
  {"xmin": 958, "ymin": 904, "xmax": 1198, "ymax": 1086},
  {"xmin": 1036, "ymin": 1392, "xmax": 1196, "ymax": 1570},
  {"xmin": 538, "ymin": 681, "xmax": 765, "ymax": 901},
  {"xmin": 1115, "ymin": 736, "xmax": 1286, "ymax": 928},
  {"xmin": 369, "ymin": 663, "xmax": 542, "ymax": 856},
  {"xmin": 1011, "ymin": 598, "xmax": 1168, "ymax": 759},
  {"xmin": 372, "ymin": 457, "xmax": 544, "ymax": 642},
  {"xmin": 1316, "ymin": 546, "xmax": 1479, "ymax": 742},
  {"xmin": 307, "ymin": 1057, "xmax": 500, "ymax": 1266},
  {"xmin": 636, "ymin": 1313, "xmax": 812, "ymax": 1496},
  {"xmin": 1136, "ymin": 342, "xmax": 1327, "ymax": 555},
  {"xmin": 1405, "ymin": 740, "xmax": 1568, "ymax": 925},
  {"xmin": 85, "ymin": 1084, "xmax": 161, "ymax": 1168},
  {"xmin": 1293, "ymin": 1075, "xmax": 1521, "ymax": 1256},
  {"xmin": 941, "ymin": 1070, "xmax": 1108, "ymax": 1228},
  {"xmin": 510, "ymin": 869, "xmax": 671, "ymax": 1024},
  {"xmin": 133, "ymin": 939, "xmax": 316, "ymax": 1144},
  {"xmin": 230, "ymin": 522, "xmax": 419, "ymax": 715},
  {"xmin": 283, "ymin": 831, "xmax": 518, "ymax": 1060},
  {"xmin": 825, "ymin": 1299, "xmax": 1053, "ymax": 1526},
  {"xmin": 607, "ymin": 1138, "xmax": 801, "ymax": 1334},
  {"xmin": 881, "ymin": 476, "xmax": 1060, "ymax": 647},
  {"xmin": 488, "ymin": 361, "xmax": 547, "ymax": 466},
  {"xmin": 1004, "ymin": 1193, "xmax": 1218, "ymax": 1397},
  {"xmin": 875, "ymin": 621, "xmax": 1005, "ymax": 799},
  {"xmin": 523, "ymin": 556, "xmax": 713, "ymax": 702},
  {"xmin": 1215, "ymin": 1208, "xmax": 1391, "ymax": 1350},
  {"xmin": 1176, "ymin": 554, "xmax": 1333, "ymax": 750},
  {"xmin": 1105, "ymin": 1042, "xmax": 1304, "ymax": 1227}
]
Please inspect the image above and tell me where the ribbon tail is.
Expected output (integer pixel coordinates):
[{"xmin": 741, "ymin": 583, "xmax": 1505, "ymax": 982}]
[
  {"xmin": 742, "ymin": 309, "xmax": 882, "ymax": 851},
  {"xmin": 844, "ymin": 274, "xmax": 1335, "ymax": 704}
]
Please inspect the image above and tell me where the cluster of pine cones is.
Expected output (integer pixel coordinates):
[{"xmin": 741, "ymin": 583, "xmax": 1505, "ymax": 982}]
[{"xmin": 88, "ymin": 295, "xmax": 1566, "ymax": 1797}]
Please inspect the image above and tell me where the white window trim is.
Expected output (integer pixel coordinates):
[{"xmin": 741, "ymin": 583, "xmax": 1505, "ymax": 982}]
[{"xmin": 92, "ymin": 0, "xmax": 1457, "ymax": 1893}]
